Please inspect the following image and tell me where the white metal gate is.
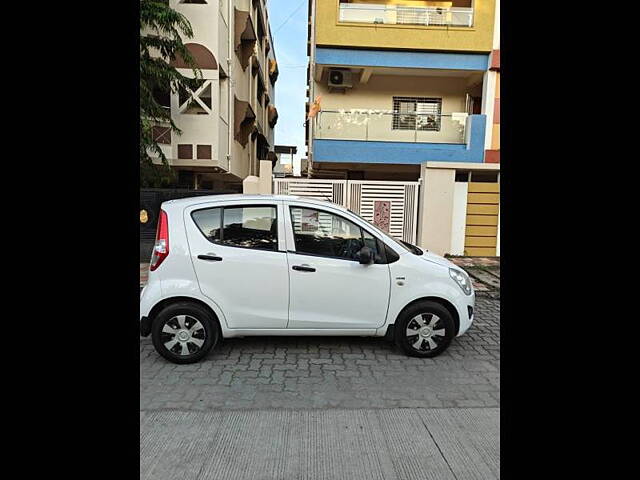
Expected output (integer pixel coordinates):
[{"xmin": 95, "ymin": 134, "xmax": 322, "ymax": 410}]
[{"xmin": 273, "ymin": 178, "xmax": 420, "ymax": 243}]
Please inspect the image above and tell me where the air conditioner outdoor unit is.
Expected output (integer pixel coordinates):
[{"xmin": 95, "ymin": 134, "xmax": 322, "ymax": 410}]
[{"xmin": 328, "ymin": 69, "xmax": 353, "ymax": 88}]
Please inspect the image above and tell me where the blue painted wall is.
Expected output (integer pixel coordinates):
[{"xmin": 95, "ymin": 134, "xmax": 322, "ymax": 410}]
[
  {"xmin": 313, "ymin": 115, "xmax": 486, "ymax": 164},
  {"xmin": 315, "ymin": 48, "xmax": 489, "ymax": 71}
]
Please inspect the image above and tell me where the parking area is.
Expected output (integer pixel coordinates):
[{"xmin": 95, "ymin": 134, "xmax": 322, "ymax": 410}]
[{"xmin": 140, "ymin": 297, "xmax": 499, "ymax": 411}]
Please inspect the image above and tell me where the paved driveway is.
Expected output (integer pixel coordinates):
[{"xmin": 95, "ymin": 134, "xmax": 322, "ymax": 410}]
[
  {"xmin": 140, "ymin": 298, "xmax": 499, "ymax": 479},
  {"xmin": 140, "ymin": 297, "xmax": 499, "ymax": 410}
]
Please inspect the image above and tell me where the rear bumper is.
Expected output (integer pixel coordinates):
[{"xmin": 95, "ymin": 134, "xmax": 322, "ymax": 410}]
[{"xmin": 140, "ymin": 316, "xmax": 152, "ymax": 337}]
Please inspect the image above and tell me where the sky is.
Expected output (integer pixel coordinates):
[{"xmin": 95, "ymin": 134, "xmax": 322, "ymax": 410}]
[{"xmin": 267, "ymin": 0, "xmax": 309, "ymax": 167}]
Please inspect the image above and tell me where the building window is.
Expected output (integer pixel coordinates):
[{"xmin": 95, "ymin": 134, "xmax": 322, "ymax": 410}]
[
  {"xmin": 178, "ymin": 80, "xmax": 213, "ymax": 115},
  {"xmin": 392, "ymin": 97, "xmax": 442, "ymax": 131},
  {"xmin": 152, "ymin": 126, "xmax": 171, "ymax": 145},
  {"xmin": 180, "ymin": 0, "xmax": 207, "ymax": 4},
  {"xmin": 177, "ymin": 144, "xmax": 193, "ymax": 159},
  {"xmin": 197, "ymin": 145, "xmax": 212, "ymax": 160},
  {"xmin": 152, "ymin": 83, "xmax": 170, "ymax": 110}
]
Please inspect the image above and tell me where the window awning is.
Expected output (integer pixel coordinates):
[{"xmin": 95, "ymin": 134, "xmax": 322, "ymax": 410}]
[
  {"xmin": 268, "ymin": 59, "xmax": 279, "ymax": 83},
  {"xmin": 234, "ymin": 96, "xmax": 256, "ymax": 147},
  {"xmin": 170, "ymin": 43, "xmax": 218, "ymax": 70},
  {"xmin": 268, "ymin": 105, "xmax": 278, "ymax": 128},
  {"xmin": 234, "ymin": 8, "xmax": 257, "ymax": 71}
]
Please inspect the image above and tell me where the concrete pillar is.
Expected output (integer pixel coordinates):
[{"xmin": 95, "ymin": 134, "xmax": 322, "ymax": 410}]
[
  {"xmin": 258, "ymin": 160, "xmax": 273, "ymax": 194},
  {"xmin": 481, "ymin": 70, "xmax": 497, "ymax": 150},
  {"xmin": 417, "ymin": 164, "xmax": 456, "ymax": 256},
  {"xmin": 242, "ymin": 175, "xmax": 260, "ymax": 194}
]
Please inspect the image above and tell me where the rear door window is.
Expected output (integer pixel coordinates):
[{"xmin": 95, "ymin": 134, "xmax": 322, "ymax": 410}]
[{"xmin": 192, "ymin": 205, "xmax": 278, "ymax": 251}]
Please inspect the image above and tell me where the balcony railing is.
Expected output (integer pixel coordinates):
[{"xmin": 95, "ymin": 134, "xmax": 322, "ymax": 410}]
[
  {"xmin": 339, "ymin": 3, "xmax": 474, "ymax": 28},
  {"xmin": 314, "ymin": 110, "xmax": 468, "ymax": 144}
]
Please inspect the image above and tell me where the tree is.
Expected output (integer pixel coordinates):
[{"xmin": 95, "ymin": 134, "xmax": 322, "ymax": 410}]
[{"xmin": 140, "ymin": 0, "xmax": 200, "ymax": 187}]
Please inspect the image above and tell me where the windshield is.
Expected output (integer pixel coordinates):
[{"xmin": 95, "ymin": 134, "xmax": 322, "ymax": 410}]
[{"xmin": 347, "ymin": 208, "xmax": 423, "ymax": 255}]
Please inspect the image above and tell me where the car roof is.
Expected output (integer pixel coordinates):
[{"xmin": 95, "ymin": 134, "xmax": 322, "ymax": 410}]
[{"xmin": 163, "ymin": 194, "xmax": 349, "ymax": 211}]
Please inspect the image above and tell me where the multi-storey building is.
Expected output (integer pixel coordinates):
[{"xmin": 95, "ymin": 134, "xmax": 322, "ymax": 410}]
[
  {"xmin": 305, "ymin": 0, "xmax": 500, "ymax": 256},
  {"xmin": 150, "ymin": 0, "xmax": 279, "ymax": 191}
]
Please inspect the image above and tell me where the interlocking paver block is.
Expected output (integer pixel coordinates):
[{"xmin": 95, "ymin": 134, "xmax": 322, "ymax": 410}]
[{"xmin": 140, "ymin": 298, "xmax": 499, "ymax": 410}]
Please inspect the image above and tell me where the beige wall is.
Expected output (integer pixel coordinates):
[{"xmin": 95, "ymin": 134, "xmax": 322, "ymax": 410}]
[
  {"xmin": 316, "ymin": 73, "xmax": 469, "ymax": 113},
  {"xmin": 417, "ymin": 166, "xmax": 456, "ymax": 255},
  {"xmin": 313, "ymin": 73, "xmax": 470, "ymax": 144},
  {"xmin": 148, "ymin": 0, "xmax": 276, "ymax": 186}
]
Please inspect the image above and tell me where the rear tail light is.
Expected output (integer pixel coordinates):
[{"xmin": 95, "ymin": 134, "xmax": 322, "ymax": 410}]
[{"xmin": 150, "ymin": 209, "xmax": 169, "ymax": 271}]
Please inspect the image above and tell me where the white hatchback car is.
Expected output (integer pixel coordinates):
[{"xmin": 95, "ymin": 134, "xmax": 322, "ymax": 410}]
[{"xmin": 140, "ymin": 194, "xmax": 475, "ymax": 364}]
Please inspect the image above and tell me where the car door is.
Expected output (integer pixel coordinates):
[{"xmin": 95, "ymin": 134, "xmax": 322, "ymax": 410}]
[
  {"xmin": 184, "ymin": 200, "xmax": 289, "ymax": 329},
  {"xmin": 285, "ymin": 202, "xmax": 391, "ymax": 329}
]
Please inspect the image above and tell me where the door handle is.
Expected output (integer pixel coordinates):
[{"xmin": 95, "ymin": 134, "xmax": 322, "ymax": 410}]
[
  {"xmin": 292, "ymin": 265, "xmax": 316, "ymax": 272},
  {"xmin": 198, "ymin": 254, "xmax": 223, "ymax": 262}
]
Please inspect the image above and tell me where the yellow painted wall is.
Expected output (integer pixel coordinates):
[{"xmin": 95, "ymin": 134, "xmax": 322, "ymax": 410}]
[
  {"xmin": 316, "ymin": 0, "xmax": 495, "ymax": 53},
  {"xmin": 315, "ymin": 73, "xmax": 470, "ymax": 112},
  {"xmin": 464, "ymin": 181, "xmax": 499, "ymax": 256},
  {"xmin": 349, "ymin": 1, "xmax": 453, "ymax": 6}
]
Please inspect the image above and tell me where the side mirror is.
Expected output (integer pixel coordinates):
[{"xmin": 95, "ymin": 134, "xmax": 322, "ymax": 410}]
[{"xmin": 356, "ymin": 246, "xmax": 374, "ymax": 265}]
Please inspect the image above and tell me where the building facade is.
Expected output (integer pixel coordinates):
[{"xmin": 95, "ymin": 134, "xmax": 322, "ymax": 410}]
[
  {"xmin": 150, "ymin": 0, "xmax": 279, "ymax": 192},
  {"xmin": 305, "ymin": 0, "xmax": 500, "ymax": 256}
]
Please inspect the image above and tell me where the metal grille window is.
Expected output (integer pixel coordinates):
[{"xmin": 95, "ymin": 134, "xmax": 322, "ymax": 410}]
[{"xmin": 392, "ymin": 97, "xmax": 442, "ymax": 131}]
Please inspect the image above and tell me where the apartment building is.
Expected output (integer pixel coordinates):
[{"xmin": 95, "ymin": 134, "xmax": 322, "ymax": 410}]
[
  {"xmin": 305, "ymin": 0, "xmax": 500, "ymax": 256},
  {"xmin": 150, "ymin": 0, "xmax": 279, "ymax": 191}
]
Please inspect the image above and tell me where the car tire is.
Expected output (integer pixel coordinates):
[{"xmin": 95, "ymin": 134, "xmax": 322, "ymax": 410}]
[
  {"xmin": 394, "ymin": 301, "xmax": 455, "ymax": 358},
  {"xmin": 151, "ymin": 302, "xmax": 219, "ymax": 364}
]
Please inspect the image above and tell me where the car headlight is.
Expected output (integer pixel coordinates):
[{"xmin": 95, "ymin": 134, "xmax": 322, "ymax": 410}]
[{"xmin": 449, "ymin": 268, "xmax": 472, "ymax": 295}]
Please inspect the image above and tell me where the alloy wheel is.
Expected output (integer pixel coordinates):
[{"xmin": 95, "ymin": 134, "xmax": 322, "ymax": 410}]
[
  {"xmin": 405, "ymin": 313, "xmax": 447, "ymax": 352},
  {"xmin": 160, "ymin": 315, "xmax": 206, "ymax": 356}
]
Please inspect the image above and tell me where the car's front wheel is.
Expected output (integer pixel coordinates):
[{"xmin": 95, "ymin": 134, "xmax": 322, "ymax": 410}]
[
  {"xmin": 151, "ymin": 302, "xmax": 219, "ymax": 364},
  {"xmin": 395, "ymin": 301, "xmax": 455, "ymax": 358}
]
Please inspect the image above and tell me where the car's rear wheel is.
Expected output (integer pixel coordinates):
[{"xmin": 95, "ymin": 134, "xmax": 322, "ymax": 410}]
[
  {"xmin": 395, "ymin": 301, "xmax": 454, "ymax": 358},
  {"xmin": 151, "ymin": 302, "xmax": 219, "ymax": 364}
]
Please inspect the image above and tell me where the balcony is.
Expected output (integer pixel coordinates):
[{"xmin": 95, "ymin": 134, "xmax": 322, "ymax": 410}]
[
  {"xmin": 312, "ymin": 111, "xmax": 486, "ymax": 165},
  {"xmin": 339, "ymin": 2, "xmax": 474, "ymax": 28},
  {"xmin": 315, "ymin": 110, "xmax": 468, "ymax": 144}
]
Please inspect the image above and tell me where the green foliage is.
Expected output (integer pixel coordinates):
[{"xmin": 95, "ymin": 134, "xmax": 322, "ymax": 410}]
[{"xmin": 140, "ymin": 0, "xmax": 201, "ymax": 187}]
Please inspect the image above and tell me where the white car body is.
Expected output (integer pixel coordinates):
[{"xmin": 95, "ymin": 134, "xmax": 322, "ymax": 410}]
[{"xmin": 140, "ymin": 195, "xmax": 474, "ymax": 340}]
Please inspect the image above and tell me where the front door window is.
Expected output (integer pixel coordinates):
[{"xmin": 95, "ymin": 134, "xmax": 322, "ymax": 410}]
[{"xmin": 289, "ymin": 207, "xmax": 379, "ymax": 260}]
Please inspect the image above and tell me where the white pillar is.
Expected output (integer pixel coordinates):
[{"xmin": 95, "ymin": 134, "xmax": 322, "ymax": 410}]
[
  {"xmin": 417, "ymin": 164, "xmax": 456, "ymax": 256},
  {"xmin": 243, "ymin": 175, "xmax": 260, "ymax": 194},
  {"xmin": 481, "ymin": 70, "xmax": 497, "ymax": 149},
  {"xmin": 258, "ymin": 160, "xmax": 273, "ymax": 194}
]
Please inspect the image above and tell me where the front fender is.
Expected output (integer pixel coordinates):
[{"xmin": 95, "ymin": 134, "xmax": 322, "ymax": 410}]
[{"xmin": 381, "ymin": 258, "xmax": 474, "ymax": 336}]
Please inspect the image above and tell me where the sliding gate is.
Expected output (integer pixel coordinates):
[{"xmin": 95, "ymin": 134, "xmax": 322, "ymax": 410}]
[{"xmin": 273, "ymin": 178, "xmax": 419, "ymax": 244}]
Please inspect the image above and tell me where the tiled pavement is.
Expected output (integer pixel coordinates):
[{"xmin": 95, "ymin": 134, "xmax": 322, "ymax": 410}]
[
  {"xmin": 140, "ymin": 297, "xmax": 499, "ymax": 411},
  {"xmin": 140, "ymin": 258, "xmax": 500, "ymax": 479},
  {"xmin": 448, "ymin": 257, "xmax": 500, "ymax": 268},
  {"xmin": 140, "ymin": 263, "xmax": 149, "ymax": 288}
]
